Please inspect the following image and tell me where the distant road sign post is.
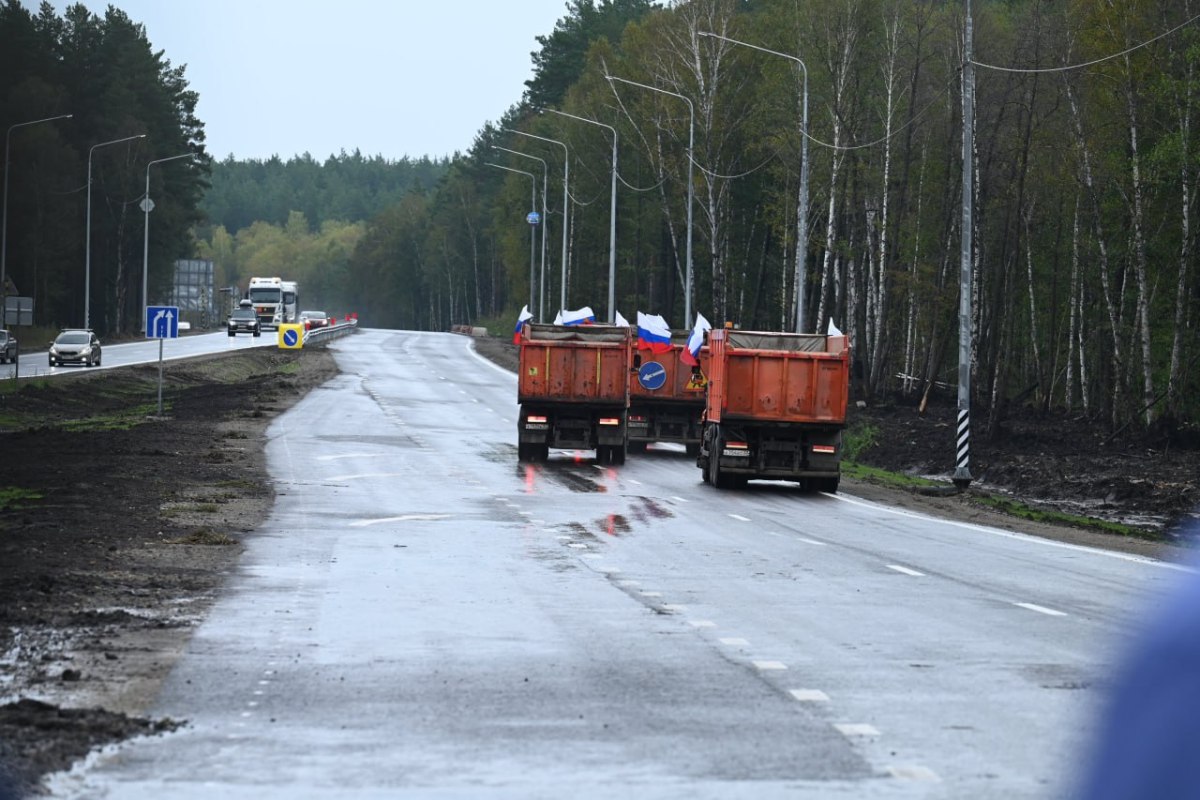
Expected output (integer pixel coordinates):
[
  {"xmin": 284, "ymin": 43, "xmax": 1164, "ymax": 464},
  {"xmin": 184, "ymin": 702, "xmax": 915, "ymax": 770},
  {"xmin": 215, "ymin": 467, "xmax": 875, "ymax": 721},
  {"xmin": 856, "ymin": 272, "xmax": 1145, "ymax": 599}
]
[{"xmin": 145, "ymin": 305, "xmax": 180, "ymax": 415}]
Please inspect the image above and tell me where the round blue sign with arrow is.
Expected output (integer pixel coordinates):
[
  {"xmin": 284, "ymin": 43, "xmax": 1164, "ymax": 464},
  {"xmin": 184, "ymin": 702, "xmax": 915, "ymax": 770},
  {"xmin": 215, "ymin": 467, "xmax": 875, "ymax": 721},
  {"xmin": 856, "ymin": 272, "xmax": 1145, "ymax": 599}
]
[
  {"xmin": 638, "ymin": 361, "xmax": 667, "ymax": 391},
  {"xmin": 283, "ymin": 329, "xmax": 299, "ymax": 347},
  {"xmin": 526, "ymin": 211, "xmax": 541, "ymax": 225}
]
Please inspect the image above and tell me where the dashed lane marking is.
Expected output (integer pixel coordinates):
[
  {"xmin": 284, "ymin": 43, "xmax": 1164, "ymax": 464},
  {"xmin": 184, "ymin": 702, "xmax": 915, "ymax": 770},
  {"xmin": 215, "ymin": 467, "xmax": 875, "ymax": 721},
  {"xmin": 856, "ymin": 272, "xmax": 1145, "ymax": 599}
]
[
  {"xmin": 797, "ymin": 537, "xmax": 827, "ymax": 546},
  {"xmin": 888, "ymin": 765, "xmax": 941, "ymax": 782},
  {"xmin": 689, "ymin": 620, "xmax": 716, "ymax": 628},
  {"xmin": 729, "ymin": 514, "xmax": 751, "ymax": 522},
  {"xmin": 349, "ymin": 514, "xmax": 453, "ymax": 527},
  {"xmin": 671, "ymin": 496, "xmax": 688, "ymax": 503},
  {"xmin": 753, "ymin": 660, "xmax": 788, "ymax": 671},
  {"xmin": 719, "ymin": 637, "xmax": 749, "ymax": 646},
  {"xmin": 790, "ymin": 689, "xmax": 830, "ymax": 702},
  {"xmin": 887, "ymin": 564, "xmax": 925, "ymax": 577},
  {"xmin": 662, "ymin": 604, "xmax": 687, "ymax": 611},
  {"xmin": 835, "ymin": 723, "xmax": 881, "ymax": 737},
  {"xmin": 640, "ymin": 591, "xmax": 663, "ymax": 597},
  {"xmin": 1015, "ymin": 602, "xmax": 1068, "ymax": 617}
]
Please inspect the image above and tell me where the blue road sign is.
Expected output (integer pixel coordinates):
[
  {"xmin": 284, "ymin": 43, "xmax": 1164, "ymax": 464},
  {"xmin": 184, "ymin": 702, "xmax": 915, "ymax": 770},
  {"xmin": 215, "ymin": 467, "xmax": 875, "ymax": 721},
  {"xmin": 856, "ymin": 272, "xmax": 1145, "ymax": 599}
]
[
  {"xmin": 282, "ymin": 328, "xmax": 299, "ymax": 347},
  {"xmin": 526, "ymin": 211, "xmax": 541, "ymax": 225},
  {"xmin": 145, "ymin": 305, "xmax": 180, "ymax": 339},
  {"xmin": 638, "ymin": 361, "xmax": 667, "ymax": 391}
]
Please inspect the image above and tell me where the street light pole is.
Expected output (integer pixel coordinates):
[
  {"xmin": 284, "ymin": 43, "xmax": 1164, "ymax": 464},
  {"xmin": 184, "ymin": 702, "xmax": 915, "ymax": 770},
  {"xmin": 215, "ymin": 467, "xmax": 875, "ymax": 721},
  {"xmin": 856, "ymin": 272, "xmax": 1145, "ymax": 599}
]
[
  {"xmin": 544, "ymin": 109, "xmax": 618, "ymax": 324},
  {"xmin": 486, "ymin": 162, "xmax": 538, "ymax": 315},
  {"xmin": 86, "ymin": 133, "xmax": 146, "ymax": 330},
  {"xmin": 2, "ymin": 113, "xmax": 73, "ymax": 308},
  {"xmin": 955, "ymin": 0, "xmax": 975, "ymax": 490},
  {"xmin": 605, "ymin": 74, "xmax": 694, "ymax": 327},
  {"xmin": 698, "ymin": 31, "xmax": 809, "ymax": 333},
  {"xmin": 496, "ymin": 146, "xmax": 549, "ymax": 321},
  {"xmin": 142, "ymin": 153, "xmax": 193, "ymax": 333},
  {"xmin": 505, "ymin": 128, "xmax": 570, "ymax": 312}
]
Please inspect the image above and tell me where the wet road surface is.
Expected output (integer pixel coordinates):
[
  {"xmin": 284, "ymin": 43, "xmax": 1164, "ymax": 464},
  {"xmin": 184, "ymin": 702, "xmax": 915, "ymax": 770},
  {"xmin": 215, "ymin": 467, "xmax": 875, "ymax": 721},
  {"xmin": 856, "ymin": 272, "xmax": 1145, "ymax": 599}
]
[{"xmin": 49, "ymin": 329, "xmax": 1183, "ymax": 798}]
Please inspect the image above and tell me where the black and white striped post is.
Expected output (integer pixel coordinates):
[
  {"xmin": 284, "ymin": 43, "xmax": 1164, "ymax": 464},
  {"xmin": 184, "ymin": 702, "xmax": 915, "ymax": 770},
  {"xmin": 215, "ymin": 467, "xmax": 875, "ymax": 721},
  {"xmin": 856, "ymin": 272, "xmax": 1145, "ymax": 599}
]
[{"xmin": 954, "ymin": 0, "xmax": 975, "ymax": 491}]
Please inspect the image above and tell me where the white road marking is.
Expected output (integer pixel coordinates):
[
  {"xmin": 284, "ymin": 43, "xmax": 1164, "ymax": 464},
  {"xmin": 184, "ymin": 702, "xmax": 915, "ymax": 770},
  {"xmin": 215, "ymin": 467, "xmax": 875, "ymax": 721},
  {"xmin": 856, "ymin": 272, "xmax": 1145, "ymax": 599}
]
[
  {"xmin": 689, "ymin": 620, "xmax": 716, "ymax": 628},
  {"xmin": 617, "ymin": 579, "xmax": 640, "ymax": 587},
  {"xmin": 592, "ymin": 464, "xmax": 607, "ymax": 471},
  {"xmin": 729, "ymin": 514, "xmax": 751, "ymax": 522},
  {"xmin": 568, "ymin": 543, "xmax": 588, "ymax": 550},
  {"xmin": 627, "ymin": 478, "xmax": 642, "ymax": 485},
  {"xmin": 888, "ymin": 765, "xmax": 941, "ymax": 782},
  {"xmin": 640, "ymin": 591, "xmax": 663, "ymax": 597},
  {"xmin": 797, "ymin": 537, "xmax": 827, "ymax": 546},
  {"xmin": 830, "ymin": 492, "xmax": 1193, "ymax": 572},
  {"xmin": 753, "ymin": 660, "xmax": 788, "ymax": 671},
  {"xmin": 328, "ymin": 472, "xmax": 405, "ymax": 482},
  {"xmin": 518, "ymin": 511, "xmax": 533, "ymax": 516},
  {"xmin": 790, "ymin": 689, "xmax": 830, "ymax": 702},
  {"xmin": 1015, "ymin": 602, "xmax": 1068, "ymax": 617},
  {"xmin": 887, "ymin": 564, "xmax": 925, "ymax": 577},
  {"xmin": 315, "ymin": 453, "xmax": 380, "ymax": 462},
  {"xmin": 662, "ymin": 604, "xmax": 687, "ymax": 611},
  {"xmin": 719, "ymin": 637, "xmax": 749, "ymax": 646},
  {"xmin": 671, "ymin": 496, "xmax": 689, "ymax": 503},
  {"xmin": 349, "ymin": 514, "xmax": 452, "ymax": 527},
  {"xmin": 835, "ymin": 723, "xmax": 880, "ymax": 737}
]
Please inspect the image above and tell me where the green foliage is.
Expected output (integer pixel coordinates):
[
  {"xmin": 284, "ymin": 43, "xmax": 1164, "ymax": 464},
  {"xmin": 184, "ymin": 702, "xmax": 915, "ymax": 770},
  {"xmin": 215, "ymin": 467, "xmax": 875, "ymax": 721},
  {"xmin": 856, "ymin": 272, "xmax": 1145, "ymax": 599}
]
[
  {"xmin": 974, "ymin": 496, "xmax": 1159, "ymax": 540},
  {"xmin": 0, "ymin": 2, "xmax": 210, "ymax": 335},
  {"xmin": 841, "ymin": 421, "xmax": 879, "ymax": 462},
  {"xmin": 0, "ymin": 486, "xmax": 44, "ymax": 511}
]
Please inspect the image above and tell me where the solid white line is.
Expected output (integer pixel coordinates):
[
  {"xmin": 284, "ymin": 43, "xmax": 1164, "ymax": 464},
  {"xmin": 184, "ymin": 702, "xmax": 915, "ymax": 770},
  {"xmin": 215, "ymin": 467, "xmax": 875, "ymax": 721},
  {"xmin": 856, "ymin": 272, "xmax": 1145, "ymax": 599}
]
[
  {"xmin": 829, "ymin": 492, "xmax": 1192, "ymax": 572},
  {"xmin": 835, "ymin": 723, "xmax": 880, "ymax": 737},
  {"xmin": 887, "ymin": 564, "xmax": 925, "ymax": 577},
  {"xmin": 1014, "ymin": 602, "xmax": 1068, "ymax": 617},
  {"xmin": 789, "ymin": 689, "xmax": 830, "ymax": 702},
  {"xmin": 753, "ymin": 660, "xmax": 788, "ymax": 671},
  {"xmin": 464, "ymin": 339, "xmax": 519, "ymax": 380},
  {"xmin": 315, "ymin": 453, "xmax": 380, "ymax": 462},
  {"xmin": 729, "ymin": 514, "xmax": 751, "ymax": 522}
]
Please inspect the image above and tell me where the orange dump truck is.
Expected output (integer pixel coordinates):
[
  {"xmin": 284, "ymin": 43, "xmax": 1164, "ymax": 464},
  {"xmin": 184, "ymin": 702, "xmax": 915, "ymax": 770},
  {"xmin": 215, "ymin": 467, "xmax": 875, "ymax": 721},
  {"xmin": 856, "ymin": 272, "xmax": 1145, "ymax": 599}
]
[
  {"xmin": 697, "ymin": 328, "xmax": 851, "ymax": 491},
  {"xmin": 517, "ymin": 322, "xmax": 633, "ymax": 464},
  {"xmin": 627, "ymin": 332, "xmax": 708, "ymax": 455}
]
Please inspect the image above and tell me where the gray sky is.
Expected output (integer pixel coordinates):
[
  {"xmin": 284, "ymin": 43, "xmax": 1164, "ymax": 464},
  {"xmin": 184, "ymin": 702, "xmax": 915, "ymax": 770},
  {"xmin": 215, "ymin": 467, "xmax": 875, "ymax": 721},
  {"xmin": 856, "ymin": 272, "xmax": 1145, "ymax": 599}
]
[{"xmin": 56, "ymin": 1, "xmax": 573, "ymax": 162}]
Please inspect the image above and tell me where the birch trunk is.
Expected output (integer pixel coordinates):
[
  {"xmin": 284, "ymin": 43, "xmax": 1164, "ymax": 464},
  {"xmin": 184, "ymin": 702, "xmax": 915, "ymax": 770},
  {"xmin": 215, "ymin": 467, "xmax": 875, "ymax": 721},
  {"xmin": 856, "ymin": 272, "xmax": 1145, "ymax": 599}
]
[{"xmin": 1123, "ymin": 54, "xmax": 1156, "ymax": 426}]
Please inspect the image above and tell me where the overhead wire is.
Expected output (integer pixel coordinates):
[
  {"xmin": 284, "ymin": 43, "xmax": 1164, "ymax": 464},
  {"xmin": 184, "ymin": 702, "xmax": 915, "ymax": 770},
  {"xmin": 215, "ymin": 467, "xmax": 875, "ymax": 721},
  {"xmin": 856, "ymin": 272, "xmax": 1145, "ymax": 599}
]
[{"xmin": 970, "ymin": 11, "xmax": 1200, "ymax": 74}]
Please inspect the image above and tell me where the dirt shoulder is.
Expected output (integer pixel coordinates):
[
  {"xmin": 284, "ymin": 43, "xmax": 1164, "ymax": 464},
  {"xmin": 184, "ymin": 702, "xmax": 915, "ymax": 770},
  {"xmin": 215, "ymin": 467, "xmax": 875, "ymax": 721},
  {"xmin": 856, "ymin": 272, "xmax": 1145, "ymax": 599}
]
[{"xmin": 0, "ymin": 346, "xmax": 338, "ymax": 797}]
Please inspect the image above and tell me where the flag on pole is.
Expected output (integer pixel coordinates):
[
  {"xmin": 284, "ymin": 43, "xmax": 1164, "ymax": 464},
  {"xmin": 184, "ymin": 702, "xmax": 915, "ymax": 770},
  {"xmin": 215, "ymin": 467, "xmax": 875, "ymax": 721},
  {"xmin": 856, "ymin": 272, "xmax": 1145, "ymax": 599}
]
[
  {"xmin": 512, "ymin": 305, "xmax": 533, "ymax": 344},
  {"xmin": 680, "ymin": 312, "xmax": 711, "ymax": 367},
  {"xmin": 827, "ymin": 318, "xmax": 843, "ymax": 336},
  {"xmin": 614, "ymin": 310, "xmax": 630, "ymax": 328},
  {"xmin": 636, "ymin": 311, "xmax": 673, "ymax": 353},
  {"xmin": 558, "ymin": 306, "xmax": 595, "ymax": 326}
]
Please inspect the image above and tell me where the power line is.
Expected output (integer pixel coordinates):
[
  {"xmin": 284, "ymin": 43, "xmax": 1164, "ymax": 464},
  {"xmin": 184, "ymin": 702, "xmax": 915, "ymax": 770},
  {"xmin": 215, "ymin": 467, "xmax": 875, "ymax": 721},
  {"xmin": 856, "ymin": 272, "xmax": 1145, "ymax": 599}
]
[{"xmin": 971, "ymin": 11, "xmax": 1200, "ymax": 74}]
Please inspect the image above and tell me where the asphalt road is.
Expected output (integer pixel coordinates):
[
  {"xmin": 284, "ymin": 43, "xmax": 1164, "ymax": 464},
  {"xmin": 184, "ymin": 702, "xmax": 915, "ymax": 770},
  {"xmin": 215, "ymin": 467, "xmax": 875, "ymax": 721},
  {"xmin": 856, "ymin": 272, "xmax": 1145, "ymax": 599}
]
[
  {"xmin": 48, "ymin": 329, "xmax": 1185, "ymax": 799},
  {"xmin": 4, "ymin": 330, "xmax": 273, "ymax": 379}
]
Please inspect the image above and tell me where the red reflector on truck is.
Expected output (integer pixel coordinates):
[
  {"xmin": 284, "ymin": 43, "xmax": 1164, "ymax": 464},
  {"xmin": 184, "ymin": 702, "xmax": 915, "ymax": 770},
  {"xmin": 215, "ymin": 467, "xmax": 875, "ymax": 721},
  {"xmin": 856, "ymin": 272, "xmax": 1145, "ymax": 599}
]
[
  {"xmin": 526, "ymin": 415, "xmax": 547, "ymax": 423},
  {"xmin": 812, "ymin": 444, "xmax": 836, "ymax": 454},
  {"xmin": 725, "ymin": 441, "xmax": 748, "ymax": 449},
  {"xmin": 598, "ymin": 417, "xmax": 621, "ymax": 426}
]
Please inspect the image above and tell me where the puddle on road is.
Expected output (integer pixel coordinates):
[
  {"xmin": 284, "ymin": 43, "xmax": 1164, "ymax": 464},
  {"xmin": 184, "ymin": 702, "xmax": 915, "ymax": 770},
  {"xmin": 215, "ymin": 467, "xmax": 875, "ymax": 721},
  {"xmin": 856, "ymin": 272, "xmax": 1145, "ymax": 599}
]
[
  {"xmin": 631, "ymin": 496, "xmax": 674, "ymax": 522},
  {"xmin": 600, "ymin": 514, "xmax": 632, "ymax": 537}
]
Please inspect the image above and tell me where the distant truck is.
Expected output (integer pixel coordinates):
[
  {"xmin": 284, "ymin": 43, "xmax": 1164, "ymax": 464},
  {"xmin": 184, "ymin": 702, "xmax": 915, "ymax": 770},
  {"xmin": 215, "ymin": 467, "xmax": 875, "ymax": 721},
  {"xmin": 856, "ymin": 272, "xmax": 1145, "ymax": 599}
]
[
  {"xmin": 697, "ymin": 327, "xmax": 851, "ymax": 492},
  {"xmin": 247, "ymin": 276, "xmax": 299, "ymax": 329},
  {"xmin": 627, "ymin": 331, "xmax": 708, "ymax": 456},
  {"xmin": 517, "ymin": 322, "xmax": 633, "ymax": 465}
]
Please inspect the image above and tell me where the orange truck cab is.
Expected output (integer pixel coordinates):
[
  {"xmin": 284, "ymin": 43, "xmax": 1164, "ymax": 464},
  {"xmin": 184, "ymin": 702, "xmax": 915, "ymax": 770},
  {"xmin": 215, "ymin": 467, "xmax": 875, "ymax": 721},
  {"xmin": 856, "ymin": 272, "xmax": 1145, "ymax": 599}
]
[
  {"xmin": 517, "ymin": 322, "xmax": 633, "ymax": 464},
  {"xmin": 698, "ymin": 327, "xmax": 851, "ymax": 491}
]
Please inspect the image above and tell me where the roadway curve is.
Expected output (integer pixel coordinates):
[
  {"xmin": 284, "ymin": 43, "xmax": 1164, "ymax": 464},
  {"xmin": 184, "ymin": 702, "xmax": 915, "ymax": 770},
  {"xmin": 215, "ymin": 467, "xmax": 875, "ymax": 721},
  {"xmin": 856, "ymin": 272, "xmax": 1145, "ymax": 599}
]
[{"xmin": 49, "ymin": 329, "xmax": 1181, "ymax": 799}]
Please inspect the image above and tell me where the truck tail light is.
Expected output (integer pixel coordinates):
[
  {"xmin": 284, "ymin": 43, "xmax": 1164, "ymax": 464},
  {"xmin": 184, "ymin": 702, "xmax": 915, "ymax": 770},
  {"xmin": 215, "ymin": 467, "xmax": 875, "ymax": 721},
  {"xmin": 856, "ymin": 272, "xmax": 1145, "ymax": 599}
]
[
  {"xmin": 598, "ymin": 417, "xmax": 621, "ymax": 426},
  {"xmin": 812, "ymin": 444, "xmax": 836, "ymax": 454},
  {"xmin": 629, "ymin": 414, "xmax": 646, "ymax": 422},
  {"xmin": 526, "ymin": 415, "xmax": 548, "ymax": 424},
  {"xmin": 725, "ymin": 441, "xmax": 748, "ymax": 449}
]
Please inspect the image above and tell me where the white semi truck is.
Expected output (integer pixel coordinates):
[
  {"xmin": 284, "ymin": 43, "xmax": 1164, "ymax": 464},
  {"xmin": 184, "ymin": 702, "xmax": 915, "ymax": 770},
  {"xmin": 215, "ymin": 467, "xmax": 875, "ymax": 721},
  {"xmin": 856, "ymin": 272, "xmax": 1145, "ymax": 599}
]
[{"xmin": 247, "ymin": 276, "xmax": 299, "ymax": 329}]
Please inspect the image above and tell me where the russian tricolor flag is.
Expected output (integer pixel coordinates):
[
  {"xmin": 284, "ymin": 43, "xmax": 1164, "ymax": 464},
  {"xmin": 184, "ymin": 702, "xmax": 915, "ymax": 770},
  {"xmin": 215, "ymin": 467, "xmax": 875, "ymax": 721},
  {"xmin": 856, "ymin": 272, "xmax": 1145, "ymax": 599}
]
[
  {"xmin": 512, "ymin": 305, "xmax": 533, "ymax": 343},
  {"xmin": 636, "ymin": 312, "xmax": 673, "ymax": 354},
  {"xmin": 680, "ymin": 312, "xmax": 711, "ymax": 366},
  {"xmin": 555, "ymin": 306, "xmax": 595, "ymax": 326}
]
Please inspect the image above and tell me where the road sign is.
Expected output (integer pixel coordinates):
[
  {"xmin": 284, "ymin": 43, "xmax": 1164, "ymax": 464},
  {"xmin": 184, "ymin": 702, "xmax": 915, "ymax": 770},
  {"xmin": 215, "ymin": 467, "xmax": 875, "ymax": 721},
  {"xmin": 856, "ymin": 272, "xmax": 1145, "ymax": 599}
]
[
  {"xmin": 637, "ymin": 361, "xmax": 667, "ymax": 391},
  {"xmin": 278, "ymin": 323, "xmax": 303, "ymax": 349},
  {"xmin": 526, "ymin": 211, "xmax": 541, "ymax": 225},
  {"xmin": 4, "ymin": 296, "xmax": 32, "ymax": 326},
  {"xmin": 139, "ymin": 197, "xmax": 155, "ymax": 213},
  {"xmin": 145, "ymin": 305, "xmax": 180, "ymax": 339}
]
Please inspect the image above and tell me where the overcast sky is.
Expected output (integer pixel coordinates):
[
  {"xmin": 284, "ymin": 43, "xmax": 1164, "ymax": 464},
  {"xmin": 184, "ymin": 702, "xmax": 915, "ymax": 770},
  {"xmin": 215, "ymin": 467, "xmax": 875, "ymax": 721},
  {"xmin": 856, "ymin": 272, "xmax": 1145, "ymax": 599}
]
[{"xmin": 52, "ymin": 1, "xmax": 574, "ymax": 162}]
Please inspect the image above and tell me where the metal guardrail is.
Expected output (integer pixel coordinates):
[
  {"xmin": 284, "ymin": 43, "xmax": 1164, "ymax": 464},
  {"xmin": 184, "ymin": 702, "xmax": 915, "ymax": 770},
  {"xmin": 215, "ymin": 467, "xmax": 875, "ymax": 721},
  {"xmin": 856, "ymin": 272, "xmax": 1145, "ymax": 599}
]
[{"xmin": 302, "ymin": 318, "xmax": 358, "ymax": 346}]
